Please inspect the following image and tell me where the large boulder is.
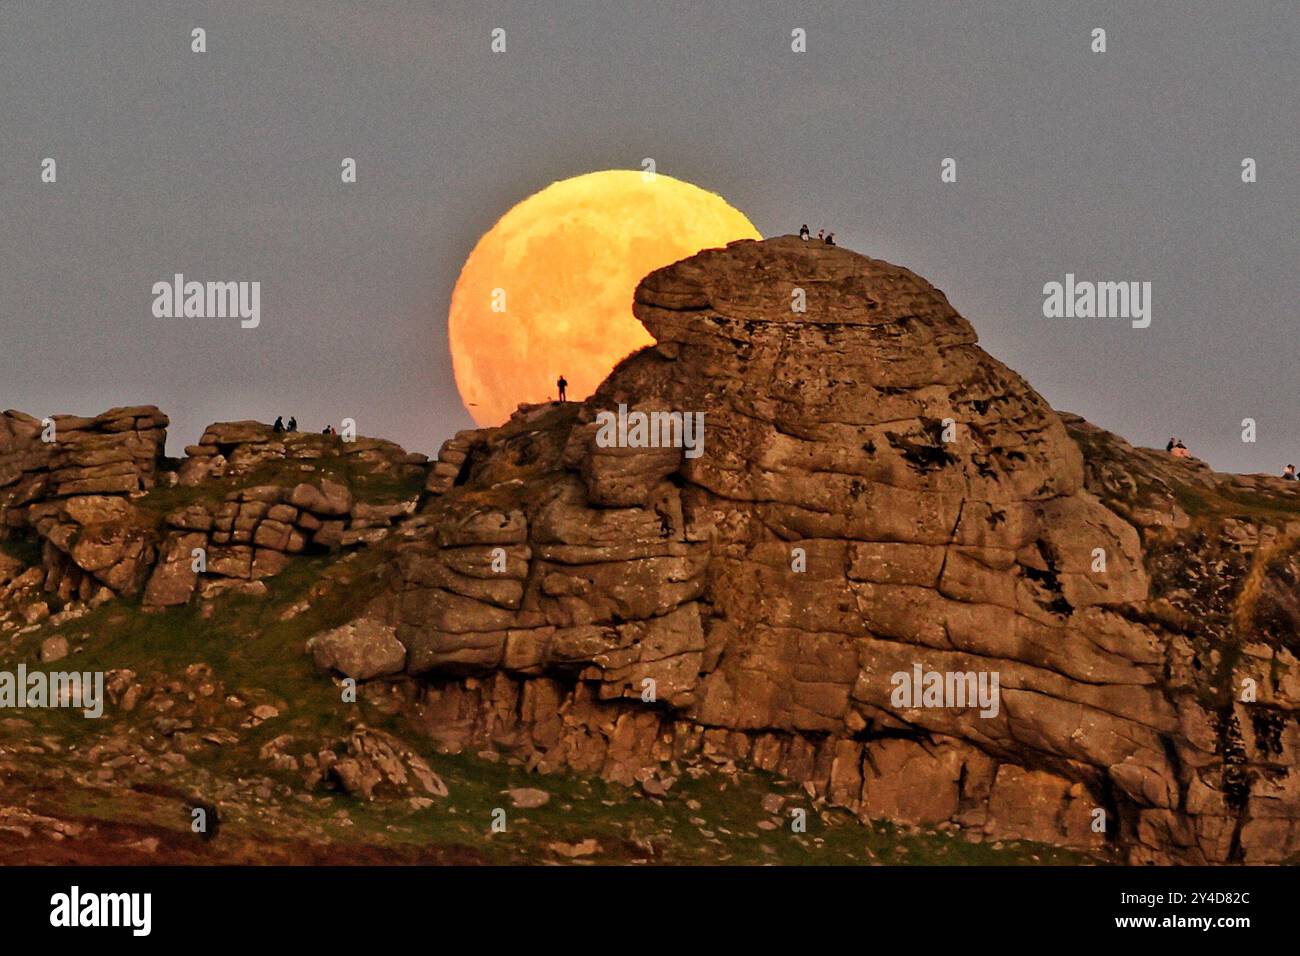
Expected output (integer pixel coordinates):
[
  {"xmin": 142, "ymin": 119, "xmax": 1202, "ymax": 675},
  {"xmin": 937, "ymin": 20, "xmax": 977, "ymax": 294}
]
[
  {"xmin": 143, "ymin": 531, "xmax": 207, "ymax": 607},
  {"xmin": 379, "ymin": 237, "xmax": 1300, "ymax": 864},
  {"xmin": 306, "ymin": 618, "xmax": 407, "ymax": 681},
  {"xmin": 313, "ymin": 725, "xmax": 447, "ymax": 801}
]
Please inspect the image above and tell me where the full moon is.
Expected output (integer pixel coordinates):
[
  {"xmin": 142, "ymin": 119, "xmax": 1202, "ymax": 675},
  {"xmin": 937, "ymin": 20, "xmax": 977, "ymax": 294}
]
[{"xmin": 448, "ymin": 170, "xmax": 761, "ymax": 426}]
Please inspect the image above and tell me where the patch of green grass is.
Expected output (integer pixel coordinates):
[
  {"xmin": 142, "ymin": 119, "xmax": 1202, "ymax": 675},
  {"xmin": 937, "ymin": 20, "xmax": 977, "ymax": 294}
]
[
  {"xmin": 6, "ymin": 547, "xmax": 389, "ymax": 746},
  {"xmin": 1210, "ymin": 487, "xmax": 1300, "ymax": 522},
  {"xmin": 274, "ymin": 750, "xmax": 1104, "ymax": 866}
]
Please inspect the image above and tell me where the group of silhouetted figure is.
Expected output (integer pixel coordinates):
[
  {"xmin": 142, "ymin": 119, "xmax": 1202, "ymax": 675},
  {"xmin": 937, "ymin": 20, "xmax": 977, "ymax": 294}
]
[
  {"xmin": 272, "ymin": 415, "xmax": 337, "ymax": 436},
  {"xmin": 273, "ymin": 416, "xmax": 297, "ymax": 433},
  {"xmin": 798, "ymin": 224, "xmax": 835, "ymax": 245},
  {"xmin": 1166, "ymin": 436, "xmax": 1299, "ymax": 481}
]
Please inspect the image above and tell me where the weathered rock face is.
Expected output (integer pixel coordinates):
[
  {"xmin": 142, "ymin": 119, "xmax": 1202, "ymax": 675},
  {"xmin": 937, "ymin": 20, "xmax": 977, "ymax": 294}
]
[
  {"xmin": 138, "ymin": 431, "xmax": 423, "ymax": 607},
  {"xmin": 385, "ymin": 237, "xmax": 1300, "ymax": 864},
  {"xmin": 0, "ymin": 410, "xmax": 426, "ymax": 620},
  {"xmin": 0, "ymin": 407, "xmax": 169, "ymax": 600},
  {"xmin": 0, "ymin": 406, "xmax": 168, "ymax": 526}
]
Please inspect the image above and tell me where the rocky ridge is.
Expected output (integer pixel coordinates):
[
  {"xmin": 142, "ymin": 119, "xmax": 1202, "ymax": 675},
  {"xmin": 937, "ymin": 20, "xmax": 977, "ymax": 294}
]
[
  {"xmin": 3, "ymin": 237, "xmax": 1297, "ymax": 864},
  {"xmin": 0, "ymin": 412, "xmax": 426, "ymax": 636}
]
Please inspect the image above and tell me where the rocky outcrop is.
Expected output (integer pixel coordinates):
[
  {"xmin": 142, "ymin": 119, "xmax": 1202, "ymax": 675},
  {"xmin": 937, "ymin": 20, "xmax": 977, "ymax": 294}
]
[
  {"xmin": 310, "ymin": 726, "xmax": 448, "ymax": 801},
  {"xmin": 424, "ymin": 430, "xmax": 477, "ymax": 497},
  {"xmin": 0, "ymin": 413, "xmax": 427, "ymax": 626},
  {"xmin": 179, "ymin": 421, "xmax": 424, "ymax": 489},
  {"xmin": 0, "ymin": 406, "xmax": 168, "ymax": 527},
  {"xmin": 0, "ymin": 407, "xmax": 169, "ymax": 602},
  {"xmin": 367, "ymin": 237, "xmax": 1299, "ymax": 864},
  {"xmin": 139, "ymin": 430, "xmax": 423, "ymax": 607},
  {"xmin": 32, "ymin": 495, "xmax": 154, "ymax": 601}
]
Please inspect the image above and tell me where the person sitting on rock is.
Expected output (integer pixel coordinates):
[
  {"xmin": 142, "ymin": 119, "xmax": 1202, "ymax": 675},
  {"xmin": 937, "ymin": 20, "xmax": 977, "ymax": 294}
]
[
  {"xmin": 273, "ymin": 416, "xmax": 284, "ymax": 433},
  {"xmin": 799, "ymin": 224, "xmax": 810, "ymax": 240},
  {"xmin": 825, "ymin": 232, "xmax": 836, "ymax": 245},
  {"xmin": 287, "ymin": 416, "xmax": 297, "ymax": 433},
  {"xmin": 1171, "ymin": 439, "xmax": 1190, "ymax": 459},
  {"xmin": 1284, "ymin": 464, "xmax": 1297, "ymax": 481},
  {"xmin": 557, "ymin": 375, "xmax": 568, "ymax": 403},
  {"xmin": 817, "ymin": 229, "xmax": 825, "ymax": 241}
]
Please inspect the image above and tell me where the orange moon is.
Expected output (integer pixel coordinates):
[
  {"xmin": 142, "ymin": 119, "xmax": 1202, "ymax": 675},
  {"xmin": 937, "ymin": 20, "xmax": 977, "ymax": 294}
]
[{"xmin": 448, "ymin": 170, "xmax": 761, "ymax": 426}]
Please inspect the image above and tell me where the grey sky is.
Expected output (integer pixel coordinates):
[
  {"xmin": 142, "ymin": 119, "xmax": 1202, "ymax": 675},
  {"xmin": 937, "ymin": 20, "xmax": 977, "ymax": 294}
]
[{"xmin": 1, "ymin": 0, "xmax": 1295, "ymax": 472}]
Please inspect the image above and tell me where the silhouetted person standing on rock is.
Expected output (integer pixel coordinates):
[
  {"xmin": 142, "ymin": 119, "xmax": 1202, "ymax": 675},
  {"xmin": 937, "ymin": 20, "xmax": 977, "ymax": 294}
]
[
  {"xmin": 817, "ymin": 229, "xmax": 825, "ymax": 241},
  {"xmin": 557, "ymin": 375, "xmax": 568, "ymax": 402},
  {"xmin": 273, "ymin": 416, "xmax": 284, "ymax": 433},
  {"xmin": 287, "ymin": 416, "xmax": 297, "ymax": 433},
  {"xmin": 1166, "ymin": 436, "xmax": 1176, "ymax": 452}
]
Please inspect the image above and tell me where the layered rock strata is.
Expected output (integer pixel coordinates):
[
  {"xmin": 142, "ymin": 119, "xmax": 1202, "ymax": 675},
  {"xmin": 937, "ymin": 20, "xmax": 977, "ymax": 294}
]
[{"xmin": 373, "ymin": 237, "xmax": 1299, "ymax": 864}]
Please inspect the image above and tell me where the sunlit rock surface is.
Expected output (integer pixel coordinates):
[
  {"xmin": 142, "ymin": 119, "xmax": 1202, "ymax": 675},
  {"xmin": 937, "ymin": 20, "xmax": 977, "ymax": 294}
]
[{"xmin": 392, "ymin": 237, "xmax": 1300, "ymax": 864}]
